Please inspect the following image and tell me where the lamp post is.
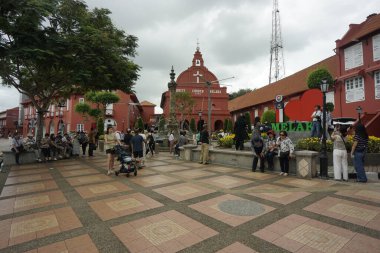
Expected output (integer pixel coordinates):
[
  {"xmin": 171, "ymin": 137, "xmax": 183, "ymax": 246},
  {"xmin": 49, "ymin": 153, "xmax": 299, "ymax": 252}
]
[
  {"xmin": 57, "ymin": 101, "xmax": 66, "ymax": 133},
  {"xmin": 356, "ymin": 106, "xmax": 363, "ymax": 123},
  {"xmin": 319, "ymin": 78, "xmax": 329, "ymax": 179}
]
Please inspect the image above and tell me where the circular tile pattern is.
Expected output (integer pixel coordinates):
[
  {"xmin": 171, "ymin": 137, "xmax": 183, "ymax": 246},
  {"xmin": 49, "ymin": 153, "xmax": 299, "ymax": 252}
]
[{"xmin": 218, "ymin": 199, "xmax": 265, "ymax": 216}]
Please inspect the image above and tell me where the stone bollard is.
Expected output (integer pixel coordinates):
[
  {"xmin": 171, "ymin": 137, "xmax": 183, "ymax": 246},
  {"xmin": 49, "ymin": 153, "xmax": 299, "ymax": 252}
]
[
  {"xmin": 294, "ymin": 150, "xmax": 319, "ymax": 179},
  {"xmin": 182, "ymin": 144, "xmax": 198, "ymax": 161}
]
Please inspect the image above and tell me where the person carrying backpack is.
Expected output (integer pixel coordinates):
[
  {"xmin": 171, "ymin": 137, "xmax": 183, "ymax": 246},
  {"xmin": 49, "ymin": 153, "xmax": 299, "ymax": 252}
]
[{"xmin": 251, "ymin": 129, "xmax": 265, "ymax": 172}]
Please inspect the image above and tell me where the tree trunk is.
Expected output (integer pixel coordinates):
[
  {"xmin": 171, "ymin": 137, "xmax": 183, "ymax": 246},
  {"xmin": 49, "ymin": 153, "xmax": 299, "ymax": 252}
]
[{"xmin": 36, "ymin": 111, "xmax": 45, "ymax": 145}]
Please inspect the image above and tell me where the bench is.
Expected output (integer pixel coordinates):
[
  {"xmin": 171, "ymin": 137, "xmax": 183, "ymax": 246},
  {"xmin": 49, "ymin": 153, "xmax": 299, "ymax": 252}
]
[{"xmin": 1, "ymin": 150, "xmax": 37, "ymax": 166}]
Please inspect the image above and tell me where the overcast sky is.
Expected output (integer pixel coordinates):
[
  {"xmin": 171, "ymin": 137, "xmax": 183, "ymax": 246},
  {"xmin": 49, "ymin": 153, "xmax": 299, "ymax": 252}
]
[{"xmin": 0, "ymin": 0, "xmax": 378, "ymax": 113}]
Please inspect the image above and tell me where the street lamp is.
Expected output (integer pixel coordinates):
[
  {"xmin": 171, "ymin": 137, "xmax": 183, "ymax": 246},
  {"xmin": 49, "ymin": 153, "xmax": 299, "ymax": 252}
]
[
  {"xmin": 319, "ymin": 78, "xmax": 329, "ymax": 179},
  {"xmin": 57, "ymin": 102, "xmax": 66, "ymax": 133},
  {"xmin": 356, "ymin": 106, "xmax": 363, "ymax": 123}
]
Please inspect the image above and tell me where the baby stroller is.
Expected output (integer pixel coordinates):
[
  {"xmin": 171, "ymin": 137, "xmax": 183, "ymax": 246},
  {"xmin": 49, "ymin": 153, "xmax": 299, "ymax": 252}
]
[{"xmin": 114, "ymin": 145, "xmax": 137, "ymax": 177}]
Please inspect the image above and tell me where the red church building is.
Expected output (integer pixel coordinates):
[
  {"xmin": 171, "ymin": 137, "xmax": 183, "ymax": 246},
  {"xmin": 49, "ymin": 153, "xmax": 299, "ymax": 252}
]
[{"xmin": 160, "ymin": 46, "xmax": 230, "ymax": 131}]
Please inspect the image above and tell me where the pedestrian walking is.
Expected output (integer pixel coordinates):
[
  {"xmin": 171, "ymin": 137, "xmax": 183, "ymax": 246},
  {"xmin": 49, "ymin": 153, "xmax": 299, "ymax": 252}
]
[
  {"xmin": 105, "ymin": 126, "xmax": 121, "ymax": 175},
  {"xmin": 88, "ymin": 128, "xmax": 96, "ymax": 157},
  {"xmin": 168, "ymin": 131, "xmax": 175, "ymax": 154},
  {"xmin": 199, "ymin": 124, "xmax": 210, "ymax": 165},
  {"xmin": 131, "ymin": 129, "xmax": 145, "ymax": 169},
  {"xmin": 11, "ymin": 133, "xmax": 24, "ymax": 165}
]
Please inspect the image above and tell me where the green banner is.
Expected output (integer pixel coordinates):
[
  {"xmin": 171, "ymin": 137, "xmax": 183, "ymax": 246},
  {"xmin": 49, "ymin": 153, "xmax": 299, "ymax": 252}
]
[{"xmin": 271, "ymin": 122, "xmax": 312, "ymax": 132}]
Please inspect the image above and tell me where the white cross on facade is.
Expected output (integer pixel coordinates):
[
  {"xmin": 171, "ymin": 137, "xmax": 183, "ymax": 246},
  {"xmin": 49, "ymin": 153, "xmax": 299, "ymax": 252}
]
[{"xmin": 193, "ymin": 70, "xmax": 203, "ymax": 83}]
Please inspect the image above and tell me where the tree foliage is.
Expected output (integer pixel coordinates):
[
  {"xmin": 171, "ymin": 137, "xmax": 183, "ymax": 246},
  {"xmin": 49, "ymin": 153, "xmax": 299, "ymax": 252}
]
[
  {"xmin": 158, "ymin": 115, "xmax": 166, "ymax": 132},
  {"xmin": 226, "ymin": 119, "xmax": 233, "ymax": 133},
  {"xmin": 244, "ymin": 112, "xmax": 252, "ymax": 133},
  {"xmin": 173, "ymin": 91, "xmax": 195, "ymax": 129},
  {"xmin": 0, "ymin": 0, "xmax": 140, "ymax": 141},
  {"xmin": 229, "ymin": 88, "xmax": 252, "ymax": 100},
  {"xmin": 261, "ymin": 110, "xmax": 276, "ymax": 123},
  {"xmin": 136, "ymin": 117, "xmax": 144, "ymax": 130},
  {"xmin": 326, "ymin": 102, "xmax": 334, "ymax": 112},
  {"xmin": 74, "ymin": 91, "xmax": 119, "ymax": 130},
  {"xmin": 307, "ymin": 67, "xmax": 334, "ymax": 89},
  {"xmin": 190, "ymin": 118, "xmax": 196, "ymax": 133}
]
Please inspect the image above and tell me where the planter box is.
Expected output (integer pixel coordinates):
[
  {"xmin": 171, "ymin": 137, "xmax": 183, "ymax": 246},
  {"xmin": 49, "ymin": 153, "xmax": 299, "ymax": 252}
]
[{"xmin": 98, "ymin": 140, "xmax": 104, "ymax": 152}]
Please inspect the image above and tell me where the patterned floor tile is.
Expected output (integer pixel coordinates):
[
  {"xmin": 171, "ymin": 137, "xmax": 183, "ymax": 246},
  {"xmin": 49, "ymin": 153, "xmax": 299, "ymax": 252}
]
[
  {"xmin": 200, "ymin": 175, "xmax": 252, "ymax": 189},
  {"xmin": 144, "ymin": 161, "xmax": 169, "ymax": 167},
  {"xmin": 171, "ymin": 170, "xmax": 217, "ymax": 179},
  {"xmin": 0, "ymin": 190, "xmax": 67, "ymax": 216},
  {"xmin": 75, "ymin": 181, "xmax": 132, "ymax": 199},
  {"xmin": 60, "ymin": 168, "xmax": 101, "ymax": 177},
  {"xmin": 89, "ymin": 193, "xmax": 163, "ymax": 220},
  {"xmin": 190, "ymin": 194, "xmax": 275, "ymax": 227},
  {"xmin": 66, "ymin": 174, "xmax": 113, "ymax": 186},
  {"xmin": 0, "ymin": 180, "xmax": 58, "ymax": 198},
  {"xmin": 154, "ymin": 183, "xmax": 216, "ymax": 202},
  {"xmin": 206, "ymin": 166, "xmax": 239, "ymax": 173},
  {"xmin": 254, "ymin": 214, "xmax": 380, "ymax": 253},
  {"xmin": 0, "ymin": 207, "xmax": 82, "ymax": 249},
  {"xmin": 54, "ymin": 164, "xmax": 93, "ymax": 171},
  {"xmin": 275, "ymin": 178, "xmax": 336, "ymax": 188},
  {"xmin": 150, "ymin": 164, "xmax": 192, "ymax": 172},
  {"xmin": 5, "ymin": 173, "xmax": 53, "ymax": 185},
  {"xmin": 335, "ymin": 189, "xmax": 380, "ymax": 203},
  {"xmin": 216, "ymin": 242, "xmax": 258, "ymax": 253},
  {"xmin": 233, "ymin": 171, "xmax": 278, "ymax": 180},
  {"xmin": 245, "ymin": 184, "xmax": 311, "ymax": 205},
  {"xmin": 111, "ymin": 210, "xmax": 218, "ymax": 253},
  {"xmin": 304, "ymin": 196, "xmax": 380, "ymax": 231},
  {"xmin": 23, "ymin": 234, "xmax": 98, "ymax": 253},
  {"xmin": 8, "ymin": 168, "xmax": 50, "ymax": 177},
  {"xmin": 130, "ymin": 175, "xmax": 179, "ymax": 187}
]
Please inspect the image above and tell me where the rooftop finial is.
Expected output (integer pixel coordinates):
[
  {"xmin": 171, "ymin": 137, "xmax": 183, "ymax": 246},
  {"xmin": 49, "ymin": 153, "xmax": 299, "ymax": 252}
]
[{"xmin": 196, "ymin": 38, "xmax": 200, "ymax": 52}]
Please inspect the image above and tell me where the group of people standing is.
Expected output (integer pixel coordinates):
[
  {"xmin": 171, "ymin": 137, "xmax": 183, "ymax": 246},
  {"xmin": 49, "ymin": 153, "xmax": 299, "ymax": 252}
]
[{"xmin": 104, "ymin": 127, "xmax": 156, "ymax": 175}]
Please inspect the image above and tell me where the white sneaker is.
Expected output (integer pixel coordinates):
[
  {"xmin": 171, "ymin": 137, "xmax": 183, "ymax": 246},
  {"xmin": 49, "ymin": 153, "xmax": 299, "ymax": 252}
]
[
  {"xmin": 280, "ymin": 172, "xmax": 284, "ymax": 175},
  {"xmin": 53, "ymin": 158, "xmax": 57, "ymax": 161},
  {"xmin": 284, "ymin": 173, "xmax": 288, "ymax": 176}
]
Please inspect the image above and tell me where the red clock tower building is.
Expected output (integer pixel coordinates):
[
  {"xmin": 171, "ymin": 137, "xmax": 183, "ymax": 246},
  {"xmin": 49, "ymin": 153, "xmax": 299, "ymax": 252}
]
[{"xmin": 160, "ymin": 46, "xmax": 230, "ymax": 131}]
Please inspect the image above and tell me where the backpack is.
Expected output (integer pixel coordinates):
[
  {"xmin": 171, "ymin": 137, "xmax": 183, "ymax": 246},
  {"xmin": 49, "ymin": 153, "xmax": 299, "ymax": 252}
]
[{"xmin": 251, "ymin": 132, "xmax": 263, "ymax": 149}]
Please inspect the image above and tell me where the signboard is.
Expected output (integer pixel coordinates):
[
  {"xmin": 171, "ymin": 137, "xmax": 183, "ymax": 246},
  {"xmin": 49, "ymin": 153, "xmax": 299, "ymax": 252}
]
[
  {"xmin": 271, "ymin": 122, "xmax": 312, "ymax": 132},
  {"xmin": 275, "ymin": 101, "xmax": 284, "ymax": 109},
  {"xmin": 275, "ymin": 95, "xmax": 283, "ymax": 102}
]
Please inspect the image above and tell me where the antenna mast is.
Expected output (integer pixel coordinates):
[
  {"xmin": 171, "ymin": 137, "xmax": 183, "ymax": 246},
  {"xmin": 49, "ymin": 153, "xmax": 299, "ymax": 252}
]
[{"xmin": 269, "ymin": 0, "xmax": 285, "ymax": 84}]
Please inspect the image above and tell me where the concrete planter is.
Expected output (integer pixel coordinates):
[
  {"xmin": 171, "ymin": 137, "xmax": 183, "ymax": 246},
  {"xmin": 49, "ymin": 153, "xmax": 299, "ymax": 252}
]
[{"xmin": 98, "ymin": 140, "xmax": 104, "ymax": 152}]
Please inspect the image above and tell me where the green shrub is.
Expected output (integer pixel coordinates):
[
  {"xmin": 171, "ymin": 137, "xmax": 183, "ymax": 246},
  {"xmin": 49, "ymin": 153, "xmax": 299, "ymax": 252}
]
[
  {"xmin": 261, "ymin": 110, "xmax": 276, "ymax": 123},
  {"xmin": 307, "ymin": 67, "xmax": 334, "ymax": 89},
  {"xmin": 190, "ymin": 118, "xmax": 196, "ymax": 132}
]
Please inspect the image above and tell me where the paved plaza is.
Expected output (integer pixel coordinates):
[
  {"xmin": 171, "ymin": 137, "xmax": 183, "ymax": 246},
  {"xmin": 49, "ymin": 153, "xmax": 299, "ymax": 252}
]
[{"xmin": 0, "ymin": 151, "xmax": 379, "ymax": 253}]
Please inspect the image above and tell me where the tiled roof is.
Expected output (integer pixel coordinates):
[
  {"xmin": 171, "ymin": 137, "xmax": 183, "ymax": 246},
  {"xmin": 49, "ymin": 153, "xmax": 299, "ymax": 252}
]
[
  {"xmin": 140, "ymin": 100, "xmax": 156, "ymax": 107},
  {"xmin": 336, "ymin": 13, "xmax": 380, "ymax": 48},
  {"xmin": 228, "ymin": 55, "xmax": 337, "ymax": 112}
]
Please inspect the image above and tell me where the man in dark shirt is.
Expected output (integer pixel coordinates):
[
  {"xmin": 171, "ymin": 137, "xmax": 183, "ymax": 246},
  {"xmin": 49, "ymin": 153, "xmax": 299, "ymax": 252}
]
[
  {"xmin": 199, "ymin": 125, "xmax": 210, "ymax": 165},
  {"xmin": 123, "ymin": 129, "xmax": 133, "ymax": 153},
  {"xmin": 130, "ymin": 129, "xmax": 145, "ymax": 168}
]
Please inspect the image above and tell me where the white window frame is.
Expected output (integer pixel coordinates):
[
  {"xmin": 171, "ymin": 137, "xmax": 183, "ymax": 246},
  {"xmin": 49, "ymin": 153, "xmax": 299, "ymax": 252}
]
[
  {"xmin": 375, "ymin": 70, "xmax": 380, "ymax": 99},
  {"xmin": 344, "ymin": 42, "xmax": 363, "ymax": 70},
  {"xmin": 79, "ymin": 98, "xmax": 84, "ymax": 104},
  {"xmin": 345, "ymin": 76, "xmax": 365, "ymax": 103},
  {"xmin": 66, "ymin": 99, "xmax": 70, "ymax": 111},
  {"xmin": 373, "ymin": 34, "xmax": 380, "ymax": 61},
  {"xmin": 76, "ymin": 124, "xmax": 84, "ymax": 132}
]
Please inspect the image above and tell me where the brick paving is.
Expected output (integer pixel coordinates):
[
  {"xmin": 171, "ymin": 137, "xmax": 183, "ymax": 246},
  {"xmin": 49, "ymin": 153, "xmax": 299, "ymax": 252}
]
[{"xmin": 0, "ymin": 151, "xmax": 379, "ymax": 252}]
